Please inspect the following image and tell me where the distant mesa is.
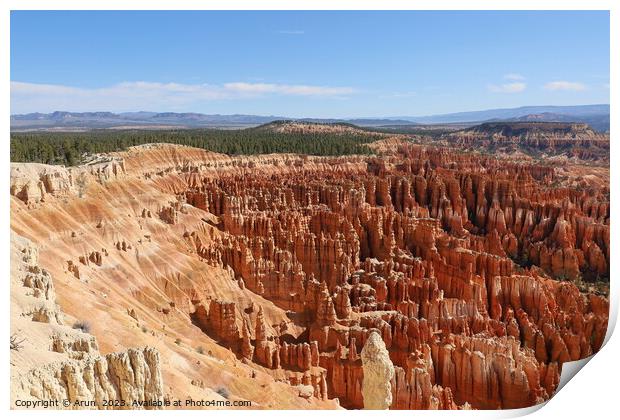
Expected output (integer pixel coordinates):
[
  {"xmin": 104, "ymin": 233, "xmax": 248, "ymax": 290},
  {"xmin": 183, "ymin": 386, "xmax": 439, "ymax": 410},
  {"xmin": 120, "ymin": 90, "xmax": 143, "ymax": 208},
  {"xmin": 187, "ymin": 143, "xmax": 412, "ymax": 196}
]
[
  {"xmin": 10, "ymin": 104, "xmax": 610, "ymax": 132},
  {"xmin": 442, "ymin": 121, "xmax": 609, "ymax": 162},
  {"xmin": 464, "ymin": 121, "xmax": 597, "ymax": 136}
]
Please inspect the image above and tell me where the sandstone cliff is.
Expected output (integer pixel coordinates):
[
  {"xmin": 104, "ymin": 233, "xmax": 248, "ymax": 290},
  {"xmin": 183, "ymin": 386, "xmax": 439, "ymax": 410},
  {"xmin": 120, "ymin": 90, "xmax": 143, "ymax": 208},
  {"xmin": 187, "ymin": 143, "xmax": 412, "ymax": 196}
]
[
  {"xmin": 10, "ymin": 142, "xmax": 609, "ymax": 410},
  {"xmin": 361, "ymin": 331, "xmax": 394, "ymax": 409},
  {"xmin": 443, "ymin": 122, "xmax": 609, "ymax": 162},
  {"xmin": 10, "ymin": 235, "xmax": 164, "ymax": 409}
]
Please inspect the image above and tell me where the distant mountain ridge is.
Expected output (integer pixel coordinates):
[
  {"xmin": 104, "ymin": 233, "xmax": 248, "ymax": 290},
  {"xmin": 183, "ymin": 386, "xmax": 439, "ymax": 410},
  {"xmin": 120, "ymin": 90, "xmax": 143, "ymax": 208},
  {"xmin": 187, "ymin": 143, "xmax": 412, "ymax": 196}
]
[
  {"xmin": 10, "ymin": 104, "xmax": 609, "ymax": 132},
  {"xmin": 499, "ymin": 112, "xmax": 610, "ymax": 132},
  {"xmin": 397, "ymin": 104, "xmax": 609, "ymax": 123},
  {"xmin": 10, "ymin": 111, "xmax": 285, "ymax": 129}
]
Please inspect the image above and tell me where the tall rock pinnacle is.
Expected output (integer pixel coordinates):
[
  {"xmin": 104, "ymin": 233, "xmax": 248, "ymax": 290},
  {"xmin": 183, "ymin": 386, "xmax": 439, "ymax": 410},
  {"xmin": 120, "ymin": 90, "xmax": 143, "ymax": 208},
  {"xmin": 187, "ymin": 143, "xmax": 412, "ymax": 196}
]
[{"xmin": 361, "ymin": 331, "xmax": 395, "ymax": 410}]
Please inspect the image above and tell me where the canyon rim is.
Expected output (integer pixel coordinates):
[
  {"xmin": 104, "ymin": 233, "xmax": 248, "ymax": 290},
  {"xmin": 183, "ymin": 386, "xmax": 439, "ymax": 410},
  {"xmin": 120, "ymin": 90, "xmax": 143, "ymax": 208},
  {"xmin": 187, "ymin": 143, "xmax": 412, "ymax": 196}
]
[
  {"xmin": 9, "ymin": 122, "xmax": 610, "ymax": 409},
  {"xmin": 8, "ymin": 7, "xmax": 611, "ymax": 413}
]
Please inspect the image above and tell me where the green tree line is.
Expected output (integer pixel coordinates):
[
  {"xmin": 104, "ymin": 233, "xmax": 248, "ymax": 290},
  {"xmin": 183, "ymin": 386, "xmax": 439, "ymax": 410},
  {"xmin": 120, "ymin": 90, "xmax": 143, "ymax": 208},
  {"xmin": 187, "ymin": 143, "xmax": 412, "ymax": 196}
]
[{"xmin": 10, "ymin": 128, "xmax": 381, "ymax": 166}]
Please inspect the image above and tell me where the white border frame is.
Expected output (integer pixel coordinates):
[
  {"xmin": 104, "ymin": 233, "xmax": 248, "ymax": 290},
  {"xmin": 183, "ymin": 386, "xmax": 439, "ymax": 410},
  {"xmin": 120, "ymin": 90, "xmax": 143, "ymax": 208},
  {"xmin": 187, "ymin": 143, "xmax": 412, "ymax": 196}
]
[{"xmin": 2, "ymin": 2, "xmax": 616, "ymax": 420}]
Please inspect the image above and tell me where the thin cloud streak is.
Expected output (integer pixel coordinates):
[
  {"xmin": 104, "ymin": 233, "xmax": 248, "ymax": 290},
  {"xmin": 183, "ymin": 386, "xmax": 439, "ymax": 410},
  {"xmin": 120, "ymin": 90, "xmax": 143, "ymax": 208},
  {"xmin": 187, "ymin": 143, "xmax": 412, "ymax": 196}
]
[
  {"xmin": 11, "ymin": 80, "xmax": 356, "ymax": 113},
  {"xmin": 223, "ymin": 82, "xmax": 354, "ymax": 96},
  {"xmin": 487, "ymin": 82, "xmax": 527, "ymax": 93},
  {"xmin": 543, "ymin": 81, "xmax": 587, "ymax": 91},
  {"xmin": 504, "ymin": 73, "xmax": 525, "ymax": 81},
  {"xmin": 382, "ymin": 91, "xmax": 417, "ymax": 98}
]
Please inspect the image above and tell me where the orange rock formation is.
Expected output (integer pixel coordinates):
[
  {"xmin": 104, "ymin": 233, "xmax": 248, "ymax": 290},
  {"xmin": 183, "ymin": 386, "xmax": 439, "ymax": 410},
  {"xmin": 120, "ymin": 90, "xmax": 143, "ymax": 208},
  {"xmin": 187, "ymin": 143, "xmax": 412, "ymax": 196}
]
[{"xmin": 10, "ymin": 141, "xmax": 609, "ymax": 409}]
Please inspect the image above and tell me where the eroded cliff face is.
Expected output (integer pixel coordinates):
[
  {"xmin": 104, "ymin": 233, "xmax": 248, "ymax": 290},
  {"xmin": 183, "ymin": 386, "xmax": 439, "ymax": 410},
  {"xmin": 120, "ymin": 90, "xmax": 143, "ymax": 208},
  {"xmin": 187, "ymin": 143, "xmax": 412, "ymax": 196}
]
[
  {"xmin": 10, "ymin": 235, "xmax": 163, "ymax": 409},
  {"xmin": 10, "ymin": 146, "xmax": 342, "ymax": 410},
  {"xmin": 443, "ymin": 122, "xmax": 609, "ymax": 162},
  {"xmin": 361, "ymin": 331, "xmax": 394, "ymax": 410},
  {"xmin": 10, "ymin": 142, "xmax": 609, "ymax": 410}
]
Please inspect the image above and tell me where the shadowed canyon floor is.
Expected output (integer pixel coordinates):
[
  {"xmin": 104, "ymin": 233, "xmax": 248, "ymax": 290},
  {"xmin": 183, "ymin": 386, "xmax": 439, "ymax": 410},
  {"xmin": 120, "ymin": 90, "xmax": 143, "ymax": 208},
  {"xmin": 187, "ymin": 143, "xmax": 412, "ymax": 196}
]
[{"xmin": 10, "ymin": 139, "xmax": 609, "ymax": 409}]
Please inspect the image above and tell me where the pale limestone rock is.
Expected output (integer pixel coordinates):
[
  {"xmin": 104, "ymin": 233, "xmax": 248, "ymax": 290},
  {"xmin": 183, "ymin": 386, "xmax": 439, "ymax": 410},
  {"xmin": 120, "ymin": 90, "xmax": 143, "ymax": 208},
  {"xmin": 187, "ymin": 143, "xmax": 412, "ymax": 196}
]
[
  {"xmin": 361, "ymin": 331, "xmax": 394, "ymax": 410},
  {"xmin": 16, "ymin": 346, "xmax": 163, "ymax": 409},
  {"xmin": 11, "ymin": 235, "xmax": 164, "ymax": 410}
]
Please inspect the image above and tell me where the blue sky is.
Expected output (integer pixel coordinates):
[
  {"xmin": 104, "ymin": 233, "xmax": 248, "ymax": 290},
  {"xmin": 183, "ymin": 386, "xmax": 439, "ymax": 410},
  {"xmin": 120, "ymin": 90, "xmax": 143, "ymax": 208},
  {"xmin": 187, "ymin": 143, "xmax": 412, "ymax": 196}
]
[{"xmin": 10, "ymin": 10, "xmax": 610, "ymax": 117}]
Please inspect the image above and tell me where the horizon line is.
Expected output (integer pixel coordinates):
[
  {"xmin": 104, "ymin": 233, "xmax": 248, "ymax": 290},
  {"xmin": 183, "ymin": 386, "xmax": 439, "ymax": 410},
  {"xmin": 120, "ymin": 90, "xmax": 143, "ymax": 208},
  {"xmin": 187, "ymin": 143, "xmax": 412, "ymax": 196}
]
[{"xmin": 9, "ymin": 103, "xmax": 610, "ymax": 120}]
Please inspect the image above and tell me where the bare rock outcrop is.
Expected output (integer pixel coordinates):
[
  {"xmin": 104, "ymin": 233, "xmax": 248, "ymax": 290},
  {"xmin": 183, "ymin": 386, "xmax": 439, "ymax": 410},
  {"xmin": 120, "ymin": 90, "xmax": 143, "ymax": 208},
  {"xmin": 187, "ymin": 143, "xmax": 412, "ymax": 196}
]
[
  {"xmin": 10, "ymin": 141, "xmax": 609, "ymax": 410},
  {"xmin": 361, "ymin": 331, "xmax": 394, "ymax": 409},
  {"xmin": 11, "ymin": 235, "xmax": 164, "ymax": 409},
  {"xmin": 181, "ymin": 142, "xmax": 607, "ymax": 409},
  {"xmin": 15, "ymin": 347, "xmax": 163, "ymax": 409},
  {"xmin": 443, "ymin": 122, "xmax": 610, "ymax": 162}
]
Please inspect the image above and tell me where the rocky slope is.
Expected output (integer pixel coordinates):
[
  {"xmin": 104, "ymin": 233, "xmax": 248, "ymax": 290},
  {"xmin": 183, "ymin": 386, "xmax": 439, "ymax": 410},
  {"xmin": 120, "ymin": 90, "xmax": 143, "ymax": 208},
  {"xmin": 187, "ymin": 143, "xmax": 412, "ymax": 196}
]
[
  {"xmin": 442, "ymin": 122, "xmax": 610, "ymax": 162},
  {"xmin": 10, "ymin": 234, "xmax": 164, "ymax": 409},
  {"xmin": 257, "ymin": 121, "xmax": 387, "ymax": 137},
  {"xmin": 10, "ymin": 142, "xmax": 609, "ymax": 409}
]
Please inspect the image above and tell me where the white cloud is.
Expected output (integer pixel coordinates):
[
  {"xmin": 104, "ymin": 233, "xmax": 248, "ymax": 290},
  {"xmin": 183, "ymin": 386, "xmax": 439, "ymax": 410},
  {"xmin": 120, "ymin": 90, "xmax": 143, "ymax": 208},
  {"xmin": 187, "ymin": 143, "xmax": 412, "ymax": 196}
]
[
  {"xmin": 488, "ymin": 82, "xmax": 527, "ymax": 93},
  {"xmin": 504, "ymin": 73, "xmax": 525, "ymax": 81},
  {"xmin": 11, "ymin": 80, "xmax": 356, "ymax": 113},
  {"xmin": 223, "ymin": 82, "xmax": 355, "ymax": 96},
  {"xmin": 379, "ymin": 91, "xmax": 417, "ymax": 99},
  {"xmin": 543, "ymin": 81, "xmax": 586, "ymax": 91}
]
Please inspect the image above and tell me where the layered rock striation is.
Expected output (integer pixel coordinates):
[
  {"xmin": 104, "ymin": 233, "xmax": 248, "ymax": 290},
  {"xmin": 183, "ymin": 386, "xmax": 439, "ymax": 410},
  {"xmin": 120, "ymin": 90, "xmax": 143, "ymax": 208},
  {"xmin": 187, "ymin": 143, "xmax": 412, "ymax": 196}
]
[
  {"xmin": 10, "ymin": 142, "xmax": 609, "ymax": 410},
  {"xmin": 10, "ymin": 235, "xmax": 164, "ymax": 409},
  {"xmin": 443, "ymin": 122, "xmax": 609, "ymax": 162}
]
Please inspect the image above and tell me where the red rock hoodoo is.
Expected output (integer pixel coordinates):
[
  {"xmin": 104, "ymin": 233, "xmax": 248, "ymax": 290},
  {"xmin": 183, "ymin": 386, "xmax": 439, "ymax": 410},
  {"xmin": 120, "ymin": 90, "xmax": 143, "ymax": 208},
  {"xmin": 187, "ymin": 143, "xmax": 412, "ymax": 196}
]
[
  {"xmin": 10, "ymin": 140, "xmax": 609, "ymax": 409},
  {"xmin": 184, "ymin": 142, "xmax": 609, "ymax": 409}
]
